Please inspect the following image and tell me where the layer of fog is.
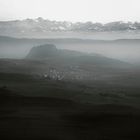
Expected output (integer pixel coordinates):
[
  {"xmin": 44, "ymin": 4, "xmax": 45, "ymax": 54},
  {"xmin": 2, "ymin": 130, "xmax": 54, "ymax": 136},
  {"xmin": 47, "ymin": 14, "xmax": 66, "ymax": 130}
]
[
  {"xmin": 3, "ymin": 31, "xmax": 140, "ymax": 40},
  {"xmin": 56, "ymin": 43, "xmax": 140, "ymax": 64},
  {"xmin": 0, "ymin": 36, "xmax": 140, "ymax": 65}
]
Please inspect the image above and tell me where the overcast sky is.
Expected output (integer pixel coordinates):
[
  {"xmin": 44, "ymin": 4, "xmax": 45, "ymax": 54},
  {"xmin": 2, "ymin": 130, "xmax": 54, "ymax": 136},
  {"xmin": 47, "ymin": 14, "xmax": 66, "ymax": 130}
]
[{"xmin": 0, "ymin": 0, "xmax": 139, "ymax": 23}]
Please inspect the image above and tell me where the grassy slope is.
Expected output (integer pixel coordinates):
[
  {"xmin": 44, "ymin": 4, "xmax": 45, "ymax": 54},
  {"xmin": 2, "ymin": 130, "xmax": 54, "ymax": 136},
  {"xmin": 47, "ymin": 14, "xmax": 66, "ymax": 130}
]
[
  {"xmin": 0, "ymin": 57, "xmax": 140, "ymax": 139},
  {"xmin": 0, "ymin": 86, "xmax": 140, "ymax": 140}
]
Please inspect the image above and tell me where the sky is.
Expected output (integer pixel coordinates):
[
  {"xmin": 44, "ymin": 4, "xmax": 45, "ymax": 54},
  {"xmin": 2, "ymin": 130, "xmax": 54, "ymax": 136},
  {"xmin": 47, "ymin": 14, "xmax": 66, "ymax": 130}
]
[{"xmin": 0, "ymin": 0, "xmax": 140, "ymax": 23}]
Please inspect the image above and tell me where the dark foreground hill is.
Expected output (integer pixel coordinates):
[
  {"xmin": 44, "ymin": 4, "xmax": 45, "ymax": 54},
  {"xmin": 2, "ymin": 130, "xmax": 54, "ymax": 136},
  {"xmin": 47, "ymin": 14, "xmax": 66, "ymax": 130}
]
[
  {"xmin": 0, "ymin": 85, "xmax": 140, "ymax": 140},
  {"xmin": 0, "ymin": 57, "xmax": 140, "ymax": 140}
]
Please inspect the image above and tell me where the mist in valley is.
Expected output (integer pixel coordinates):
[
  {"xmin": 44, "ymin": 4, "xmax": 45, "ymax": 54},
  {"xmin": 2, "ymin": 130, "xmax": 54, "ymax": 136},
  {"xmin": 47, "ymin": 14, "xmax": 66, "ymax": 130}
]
[{"xmin": 0, "ymin": 36, "xmax": 140, "ymax": 65}]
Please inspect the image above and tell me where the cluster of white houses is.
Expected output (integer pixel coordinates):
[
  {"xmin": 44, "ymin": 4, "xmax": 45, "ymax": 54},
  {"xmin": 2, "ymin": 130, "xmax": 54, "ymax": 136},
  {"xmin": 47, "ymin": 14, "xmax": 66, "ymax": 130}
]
[{"xmin": 38, "ymin": 67, "xmax": 98, "ymax": 81}]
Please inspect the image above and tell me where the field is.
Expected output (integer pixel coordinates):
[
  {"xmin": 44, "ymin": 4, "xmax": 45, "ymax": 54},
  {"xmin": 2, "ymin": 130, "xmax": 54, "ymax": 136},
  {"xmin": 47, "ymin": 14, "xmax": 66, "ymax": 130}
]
[{"xmin": 0, "ymin": 57, "xmax": 140, "ymax": 140}]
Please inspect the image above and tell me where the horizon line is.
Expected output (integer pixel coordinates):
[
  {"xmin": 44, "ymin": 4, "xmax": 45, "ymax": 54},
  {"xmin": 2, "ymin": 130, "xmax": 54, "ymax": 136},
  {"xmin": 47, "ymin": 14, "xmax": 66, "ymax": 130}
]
[{"xmin": 0, "ymin": 17, "xmax": 140, "ymax": 24}]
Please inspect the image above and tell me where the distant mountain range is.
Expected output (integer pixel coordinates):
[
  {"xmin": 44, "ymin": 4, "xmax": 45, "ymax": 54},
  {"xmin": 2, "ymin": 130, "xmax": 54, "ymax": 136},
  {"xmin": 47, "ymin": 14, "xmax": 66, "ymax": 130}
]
[{"xmin": 0, "ymin": 18, "xmax": 140, "ymax": 36}]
